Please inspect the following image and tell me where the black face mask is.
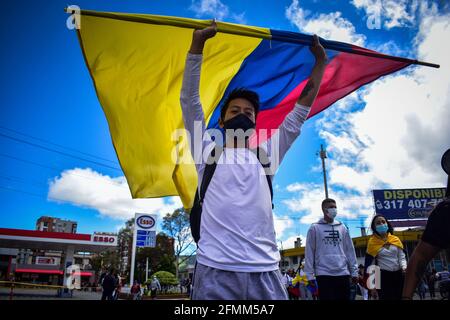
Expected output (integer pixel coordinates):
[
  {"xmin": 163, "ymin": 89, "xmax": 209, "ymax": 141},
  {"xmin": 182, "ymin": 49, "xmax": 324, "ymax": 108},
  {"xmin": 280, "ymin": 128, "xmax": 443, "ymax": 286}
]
[{"xmin": 223, "ymin": 113, "xmax": 255, "ymax": 131}]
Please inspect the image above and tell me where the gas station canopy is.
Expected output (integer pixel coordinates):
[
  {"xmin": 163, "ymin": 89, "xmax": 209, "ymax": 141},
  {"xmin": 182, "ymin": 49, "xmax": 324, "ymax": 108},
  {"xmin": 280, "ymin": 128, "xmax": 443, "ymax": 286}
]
[{"xmin": 0, "ymin": 228, "xmax": 118, "ymax": 253}]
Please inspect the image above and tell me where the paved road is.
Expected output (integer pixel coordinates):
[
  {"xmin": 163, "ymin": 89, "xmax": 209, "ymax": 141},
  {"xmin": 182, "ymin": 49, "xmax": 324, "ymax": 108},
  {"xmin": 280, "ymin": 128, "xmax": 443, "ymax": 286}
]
[
  {"xmin": 0, "ymin": 287, "xmax": 445, "ymax": 300},
  {"xmin": 0, "ymin": 287, "xmax": 102, "ymax": 300}
]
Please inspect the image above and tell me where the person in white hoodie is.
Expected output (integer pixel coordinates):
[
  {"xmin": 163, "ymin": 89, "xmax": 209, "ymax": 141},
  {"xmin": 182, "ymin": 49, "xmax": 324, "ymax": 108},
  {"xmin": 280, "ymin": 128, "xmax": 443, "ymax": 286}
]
[{"xmin": 304, "ymin": 198, "xmax": 358, "ymax": 300}]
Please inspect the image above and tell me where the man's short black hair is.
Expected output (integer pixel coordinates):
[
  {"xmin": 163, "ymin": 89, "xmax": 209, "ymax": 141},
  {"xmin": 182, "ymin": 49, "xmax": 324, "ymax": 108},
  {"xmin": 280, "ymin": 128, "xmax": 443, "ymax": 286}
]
[
  {"xmin": 321, "ymin": 198, "xmax": 336, "ymax": 209},
  {"xmin": 220, "ymin": 88, "xmax": 260, "ymax": 121}
]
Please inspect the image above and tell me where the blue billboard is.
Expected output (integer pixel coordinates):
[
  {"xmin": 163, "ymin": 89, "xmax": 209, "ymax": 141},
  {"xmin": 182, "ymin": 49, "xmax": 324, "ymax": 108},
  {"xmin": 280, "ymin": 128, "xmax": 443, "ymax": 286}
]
[{"xmin": 372, "ymin": 188, "xmax": 446, "ymax": 220}]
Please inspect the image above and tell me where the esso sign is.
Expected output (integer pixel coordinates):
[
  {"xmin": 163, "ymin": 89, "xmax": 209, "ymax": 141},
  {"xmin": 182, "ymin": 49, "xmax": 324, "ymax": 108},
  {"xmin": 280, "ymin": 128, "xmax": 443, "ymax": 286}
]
[
  {"xmin": 136, "ymin": 215, "xmax": 156, "ymax": 229},
  {"xmin": 93, "ymin": 236, "xmax": 116, "ymax": 243}
]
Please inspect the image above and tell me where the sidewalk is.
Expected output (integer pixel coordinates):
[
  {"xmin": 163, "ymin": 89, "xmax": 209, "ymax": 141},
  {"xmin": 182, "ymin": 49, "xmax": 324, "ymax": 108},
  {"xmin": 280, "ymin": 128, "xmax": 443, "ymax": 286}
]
[{"xmin": 0, "ymin": 287, "xmax": 102, "ymax": 300}]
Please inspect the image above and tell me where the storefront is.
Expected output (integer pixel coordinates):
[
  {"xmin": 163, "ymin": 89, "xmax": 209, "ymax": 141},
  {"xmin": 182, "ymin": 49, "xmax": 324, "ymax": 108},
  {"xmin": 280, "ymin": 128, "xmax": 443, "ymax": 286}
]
[{"xmin": 0, "ymin": 228, "xmax": 117, "ymax": 290}]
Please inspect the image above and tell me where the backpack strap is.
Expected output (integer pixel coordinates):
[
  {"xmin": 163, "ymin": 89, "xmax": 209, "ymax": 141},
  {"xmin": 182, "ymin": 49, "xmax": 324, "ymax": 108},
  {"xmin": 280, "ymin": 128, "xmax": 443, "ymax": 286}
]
[
  {"xmin": 198, "ymin": 147, "xmax": 223, "ymax": 206},
  {"xmin": 251, "ymin": 147, "xmax": 274, "ymax": 209},
  {"xmin": 190, "ymin": 146, "xmax": 275, "ymax": 244},
  {"xmin": 189, "ymin": 147, "xmax": 222, "ymax": 244},
  {"xmin": 200, "ymin": 147, "xmax": 273, "ymax": 205}
]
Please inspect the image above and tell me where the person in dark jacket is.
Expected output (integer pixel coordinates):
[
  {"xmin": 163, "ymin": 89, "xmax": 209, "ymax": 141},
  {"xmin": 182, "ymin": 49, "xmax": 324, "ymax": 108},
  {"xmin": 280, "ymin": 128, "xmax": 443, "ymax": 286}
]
[
  {"xmin": 402, "ymin": 149, "xmax": 450, "ymax": 300},
  {"xmin": 427, "ymin": 269, "xmax": 437, "ymax": 299},
  {"xmin": 101, "ymin": 269, "xmax": 117, "ymax": 300}
]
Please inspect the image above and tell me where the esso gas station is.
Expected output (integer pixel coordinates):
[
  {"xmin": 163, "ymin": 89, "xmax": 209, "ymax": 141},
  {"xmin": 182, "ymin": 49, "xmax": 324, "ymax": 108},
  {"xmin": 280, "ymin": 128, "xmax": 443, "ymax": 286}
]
[{"xmin": 0, "ymin": 228, "xmax": 117, "ymax": 294}]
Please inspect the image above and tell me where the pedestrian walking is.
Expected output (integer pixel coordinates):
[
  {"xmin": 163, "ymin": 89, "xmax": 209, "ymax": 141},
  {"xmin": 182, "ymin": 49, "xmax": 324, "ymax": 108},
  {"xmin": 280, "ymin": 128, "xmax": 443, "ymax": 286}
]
[
  {"xmin": 150, "ymin": 276, "xmax": 161, "ymax": 300},
  {"xmin": 101, "ymin": 269, "xmax": 117, "ymax": 301},
  {"xmin": 304, "ymin": 198, "xmax": 358, "ymax": 300},
  {"xmin": 281, "ymin": 270, "xmax": 293, "ymax": 300},
  {"xmin": 185, "ymin": 277, "xmax": 192, "ymax": 296},
  {"xmin": 417, "ymin": 277, "xmax": 427, "ymax": 300},
  {"xmin": 130, "ymin": 280, "xmax": 142, "ymax": 300},
  {"xmin": 357, "ymin": 264, "xmax": 369, "ymax": 300},
  {"xmin": 365, "ymin": 214, "xmax": 407, "ymax": 300},
  {"xmin": 427, "ymin": 269, "xmax": 437, "ymax": 299}
]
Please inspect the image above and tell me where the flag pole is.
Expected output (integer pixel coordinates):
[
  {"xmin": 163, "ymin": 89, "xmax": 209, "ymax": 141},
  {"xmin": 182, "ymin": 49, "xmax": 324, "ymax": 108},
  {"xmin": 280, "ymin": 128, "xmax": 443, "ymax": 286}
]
[{"xmin": 64, "ymin": 8, "xmax": 440, "ymax": 69}]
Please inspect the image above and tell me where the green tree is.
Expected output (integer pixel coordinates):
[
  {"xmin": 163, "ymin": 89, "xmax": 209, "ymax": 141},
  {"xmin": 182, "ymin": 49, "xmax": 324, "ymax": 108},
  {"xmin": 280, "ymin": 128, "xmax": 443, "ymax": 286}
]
[
  {"xmin": 117, "ymin": 218, "xmax": 134, "ymax": 281},
  {"xmin": 135, "ymin": 233, "xmax": 176, "ymax": 282},
  {"xmin": 91, "ymin": 250, "xmax": 120, "ymax": 274},
  {"xmin": 161, "ymin": 208, "xmax": 195, "ymax": 279}
]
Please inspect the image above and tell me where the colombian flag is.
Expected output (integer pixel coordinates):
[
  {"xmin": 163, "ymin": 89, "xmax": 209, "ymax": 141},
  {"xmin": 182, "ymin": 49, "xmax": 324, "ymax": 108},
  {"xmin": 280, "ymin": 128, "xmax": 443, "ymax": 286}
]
[{"xmin": 73, "ymin": 9, "xmax": 413, "ymax": 208}]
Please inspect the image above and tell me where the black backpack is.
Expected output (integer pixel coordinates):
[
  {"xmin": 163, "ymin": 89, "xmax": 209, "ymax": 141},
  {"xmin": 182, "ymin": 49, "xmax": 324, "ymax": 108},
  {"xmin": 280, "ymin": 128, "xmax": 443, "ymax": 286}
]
[{"xmin": 189, "ymin": 147, "xmax": 274, "ymax": 244}]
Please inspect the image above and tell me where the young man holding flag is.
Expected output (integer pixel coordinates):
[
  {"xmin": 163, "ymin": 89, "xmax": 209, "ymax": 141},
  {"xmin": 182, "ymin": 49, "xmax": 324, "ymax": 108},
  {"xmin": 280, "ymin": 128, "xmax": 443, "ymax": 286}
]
[{"xmin": 180, "ymin": 21, "xmax": 327, "ymax": 300}]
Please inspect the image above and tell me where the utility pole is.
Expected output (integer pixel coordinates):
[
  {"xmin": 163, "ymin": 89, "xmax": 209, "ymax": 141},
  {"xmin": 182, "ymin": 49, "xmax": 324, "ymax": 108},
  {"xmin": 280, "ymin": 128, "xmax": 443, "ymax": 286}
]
[
  {"xmin": 145, "ymin": 257, "xmax": 149, "ymax": 282},
  {"xmin": 319, "ymin": 144, "xmax": 329, "ymax": 199},
  {"xmin": 280, "ymin": 241, "xmax": 285, "ymax": 271},
  {"xmin": 130, "ymin": 224, "xmax": 137, "ymax": 287}
]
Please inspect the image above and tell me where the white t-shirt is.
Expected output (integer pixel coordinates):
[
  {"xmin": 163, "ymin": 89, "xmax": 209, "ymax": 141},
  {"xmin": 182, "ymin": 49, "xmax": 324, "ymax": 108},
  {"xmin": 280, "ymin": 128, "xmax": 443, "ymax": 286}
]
[
  {"xmin": 180, "ymin": 53, "xmax": 310, "ymax": 272},
  {"xmin": 198, "ymin": 147, "xmax": 278, "ymax": 272}
]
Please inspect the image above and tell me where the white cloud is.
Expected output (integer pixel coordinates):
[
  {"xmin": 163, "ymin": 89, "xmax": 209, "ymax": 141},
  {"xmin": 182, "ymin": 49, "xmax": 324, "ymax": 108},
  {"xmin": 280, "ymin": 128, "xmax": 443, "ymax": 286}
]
[
  {"xmin": 48, "ymin": 168, "xmax": 182, "ymax": 220},
  {"xmin": 283, "ymin": 183, "xmax": 373, "ymax": 226},
  {"xmin": 374, "ymin": 40, "xmax": 408, "ymax": 56},
  {"xmin": 308, "ymin": 7, "xmax": 450, "ymax": 220},
  {"xmin": 273, "ymin": 215, "xmax": 293, "ymax": 240},
  {"xmin": 190, "ymin": 0, "xmax": 246, "ymax": 24},
  {"xmin": 281, "ymin": 234, "xmax": 307, "ymax": 250},
  {"xmin": 230, "ymin": 12, "xmax": 247, "ymax": 25},
  {"xmin": 285, "ymin": 182, "xmax": 308, "ymax": 192},
  {"xmin": 286, "ymin": 0, "xmax": 366, "ymax": 46},
  {"xmin": 352, "ymin": 0, "xmax": 419, "ymax": 29}
]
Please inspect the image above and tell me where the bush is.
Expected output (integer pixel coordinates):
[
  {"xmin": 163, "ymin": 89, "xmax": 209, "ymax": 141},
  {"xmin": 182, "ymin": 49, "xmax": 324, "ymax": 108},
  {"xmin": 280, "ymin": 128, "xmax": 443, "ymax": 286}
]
[{"xmin": 145, "ymin": 271, "xmax": 179, "ymax": 286}]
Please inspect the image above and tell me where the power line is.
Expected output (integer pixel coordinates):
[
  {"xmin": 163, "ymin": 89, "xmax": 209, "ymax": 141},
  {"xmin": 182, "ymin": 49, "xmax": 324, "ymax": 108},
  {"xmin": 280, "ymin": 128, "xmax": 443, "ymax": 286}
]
[
  {"xmin": 275, "ymin": 196, "xmax": 374, "ymax": 202},
  {"xmin": 0, "ymin": 125, "xmax": 119, "ymax": 165},
  {"xmin": 273, "ymin": 190, "xmax": 374, "ymax": 199},
  {"xmin": 0, "ymin": 173, "xmax": 49, "ymax": 189},
  {"xmin": 0, "ymin": 185, "xmax": 72, "ymax": 203},
  {"xmin": 0, "ymin": 132, "xmax": 122, "ymax": 172},
  {"xmin": 0, "ymin": 152, "xmax": 129, "ymax": 190}
]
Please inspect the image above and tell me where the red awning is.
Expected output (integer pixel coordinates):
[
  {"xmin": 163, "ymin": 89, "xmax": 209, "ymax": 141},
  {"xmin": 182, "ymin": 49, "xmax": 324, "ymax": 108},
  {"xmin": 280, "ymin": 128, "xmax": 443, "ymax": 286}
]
[
  {"xmin": 15, "ymin": 269, "xmax": 94, "ymax": 276},
  {"xmin": 73, "ymin": 272, "xmax": 93, "ymax": 277},
  {"xmin": 0, "ymin": 228, "xmax": 91, "ymax": 241},
  {"xmin": 15, "ymin": 268, "xmax": 63, "ymax": 275}
]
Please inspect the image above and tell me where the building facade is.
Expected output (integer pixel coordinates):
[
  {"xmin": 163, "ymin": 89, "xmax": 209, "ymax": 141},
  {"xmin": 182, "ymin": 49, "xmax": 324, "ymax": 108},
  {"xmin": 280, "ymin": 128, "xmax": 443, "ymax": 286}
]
[
  {"xmin": 280, "ymin": 230, "xmax": 450, "ymax": 273},
  {"xmin": 36, "ymin": 216, "xmax": 77, "ymax": 233}
]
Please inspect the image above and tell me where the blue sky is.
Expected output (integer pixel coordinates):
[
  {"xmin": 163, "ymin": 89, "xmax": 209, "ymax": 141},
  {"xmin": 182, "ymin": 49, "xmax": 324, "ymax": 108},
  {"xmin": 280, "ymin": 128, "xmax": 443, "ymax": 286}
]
[{"xmin": 1, "ymin": 0, "xmax": 449, "ymax": 248}]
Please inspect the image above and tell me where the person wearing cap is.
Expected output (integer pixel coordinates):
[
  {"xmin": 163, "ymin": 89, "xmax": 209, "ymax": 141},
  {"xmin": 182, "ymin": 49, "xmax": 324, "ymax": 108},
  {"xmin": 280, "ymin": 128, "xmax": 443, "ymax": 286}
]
[{"xmin": 402, "ymin": 148, "xmax": 450, "ymax": 300}]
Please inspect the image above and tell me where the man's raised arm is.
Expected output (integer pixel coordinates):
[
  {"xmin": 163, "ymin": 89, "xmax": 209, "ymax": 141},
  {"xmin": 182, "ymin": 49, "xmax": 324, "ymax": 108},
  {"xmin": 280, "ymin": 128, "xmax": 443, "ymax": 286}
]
[
  {"xmin": 189, "ymin": 20, "xmax": 217, "ymax": 55},
  {"xmin": 180, "ymin": 21, "xmax": 217, "ymax": 165},
  {"xmin": 273, "ymin": 35, "xmax": 327, "ymax": 167},
  {"xmin": 297, "ymin": 35, "xmax": 327, "ymax": 107}
]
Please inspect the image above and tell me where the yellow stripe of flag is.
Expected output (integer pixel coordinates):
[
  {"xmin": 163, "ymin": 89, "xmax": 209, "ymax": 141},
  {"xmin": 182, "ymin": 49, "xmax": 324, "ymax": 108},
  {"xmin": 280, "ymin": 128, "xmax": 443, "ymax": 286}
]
[{"xmin": 76, "ymin": 11, "xmax": 269, "ymax": 208}]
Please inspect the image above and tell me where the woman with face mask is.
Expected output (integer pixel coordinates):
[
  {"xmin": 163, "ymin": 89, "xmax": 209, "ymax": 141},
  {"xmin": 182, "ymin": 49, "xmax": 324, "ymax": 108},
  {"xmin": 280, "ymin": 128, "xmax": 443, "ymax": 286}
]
[{"xmin": 364, "ymin": 215, "xmax": 407, "ymax": 300}]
